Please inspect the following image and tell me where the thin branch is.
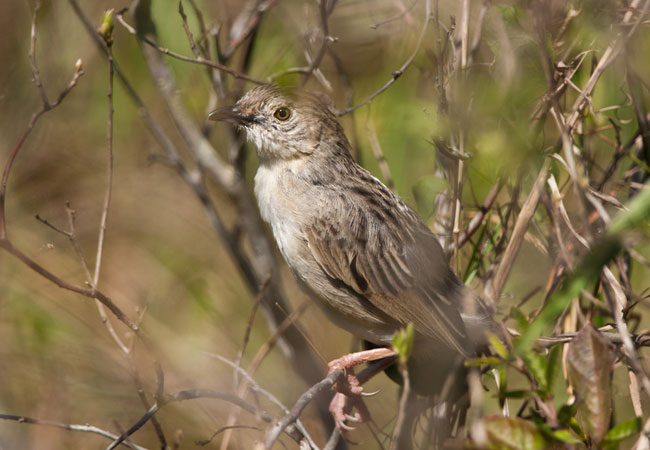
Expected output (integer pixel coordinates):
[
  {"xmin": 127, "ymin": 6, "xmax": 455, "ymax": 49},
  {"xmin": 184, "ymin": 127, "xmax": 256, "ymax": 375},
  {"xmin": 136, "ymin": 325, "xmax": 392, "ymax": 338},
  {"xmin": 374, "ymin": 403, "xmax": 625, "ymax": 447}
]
[
  {"xmin": 370, "ymin": 0, "xmax": 418, "ymax": 30},
  {"xmin": 485, "ymin": 159, "xmax": 551, "ymax": 306},
  {"xmin": 68, "ymin": 0, "xmax": 184, "ymax": 174},
  {"xmin": 105, "ymin": 389, "xmax": 275, "ymax": 450},
  {"xmin": 458, "ymin": 180, "xmax": 502, "ymax": 248},
  {"xmin": 601, "ymin": 267, "xmax": 650, "ymax": 395},
  {"xmin": 207, "ymin": 353, "xmax": 318, "ymax": 449},
  {"xmin": 131, "ymin": 364, "xmax": 168, "ymax": 449},
  {"xmin": 178, "ymin": 1, "xmax": 202, "ymax": 59},
  {"xmin": 264, "ymin": 369, "xmax": 344, "ymax": 449},
  {"xmin": 0, "ymin": 61, "xmax": 83, "ymax": 239},
  {"xmin": 218, "ymin": 275, "xmax": 271, "ymax": 450},
  {"xmin": 301, "ymin": 0, "xmax": 339, "ymax": 83},
  {"xmin": 0, "ymin": 414, "xmax": 146, "ymax": 450},
  {"xmin": 235, "ymin": 274, "xmax": 271, "ymax": 372},
  {"xmin": 221, "ymin": 300, "xmax": 315, "ymax": 450},
  {"xmin": 0, "ymin": 19, "xmax": 138, "ymax": 332},
  {"xmin": 0, "ymin": 239, "xmax": 138, "ymax": 330},
  {"xmin": 197, "ymin": 425, "xmax": 264, "ymax": 446},
  {"xmin": 337, "ymin": 0, "xmax": 431, "ymax": 115},
  {"xmin": 388, "ymin": 364, "xmax": 412, "ymax": 450},
  {"xmin": 28, "ymin": 2, "xmax": 49, "ymax": 107},
  {"xmin": 114, "ymin": 9, "xmax": 265, "ymax": 84},
  {"xmin": 566, "ymin": 0, "xmax": 650, "ymax": 132},
  {"xmin": 89, "ymin": 33, "xmax": 131, "ymax": 354},
  {"xmin": 222, "ymin": 0, "xmax": 278, "ymax": 59},
  {"xmin": 459, "ymin": 0, "xmax": 470, "ymax": 70},
  {"xmin": 366, "ymin": 117, "xmax": 394, "ymax": 188}
]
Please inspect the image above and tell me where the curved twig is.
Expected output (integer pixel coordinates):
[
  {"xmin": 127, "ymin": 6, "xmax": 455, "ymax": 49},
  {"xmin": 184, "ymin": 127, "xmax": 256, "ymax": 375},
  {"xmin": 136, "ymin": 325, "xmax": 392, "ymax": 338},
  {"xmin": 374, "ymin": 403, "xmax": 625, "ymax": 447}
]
[
  {"xmin": 264, "ymin": 369, "xmax": 344, "ymax": 449},
  {"xmin": 336, "ymin": 0, "xmax": 431, "ymax": 115}
]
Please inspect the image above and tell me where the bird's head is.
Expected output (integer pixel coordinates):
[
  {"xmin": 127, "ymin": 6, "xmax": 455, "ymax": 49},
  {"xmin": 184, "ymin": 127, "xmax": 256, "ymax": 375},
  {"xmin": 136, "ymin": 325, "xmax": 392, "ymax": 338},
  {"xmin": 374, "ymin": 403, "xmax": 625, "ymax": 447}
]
[{"xmin": 208, "ymin": 85, "xmax": 347, "ymax": 162}]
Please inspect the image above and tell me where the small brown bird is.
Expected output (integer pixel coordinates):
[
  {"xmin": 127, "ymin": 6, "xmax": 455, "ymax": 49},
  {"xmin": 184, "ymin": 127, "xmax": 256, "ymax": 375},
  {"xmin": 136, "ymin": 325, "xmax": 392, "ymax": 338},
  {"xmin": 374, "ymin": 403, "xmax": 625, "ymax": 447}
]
[{"xmin": 209, "ymin": 85, "xmax": 490, "ymax": 440}]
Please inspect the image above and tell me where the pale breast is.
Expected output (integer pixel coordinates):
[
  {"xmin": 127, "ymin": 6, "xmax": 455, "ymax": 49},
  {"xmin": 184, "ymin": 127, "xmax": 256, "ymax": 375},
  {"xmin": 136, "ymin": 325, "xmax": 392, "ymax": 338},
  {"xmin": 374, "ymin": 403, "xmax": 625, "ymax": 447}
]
[
  {"xmin": 254, "ymin": 161, "xmax": 313, "ymax": 271},
  {"xmin": 254, "ymin": 161, "xmax": 397, "ymax": 344}
]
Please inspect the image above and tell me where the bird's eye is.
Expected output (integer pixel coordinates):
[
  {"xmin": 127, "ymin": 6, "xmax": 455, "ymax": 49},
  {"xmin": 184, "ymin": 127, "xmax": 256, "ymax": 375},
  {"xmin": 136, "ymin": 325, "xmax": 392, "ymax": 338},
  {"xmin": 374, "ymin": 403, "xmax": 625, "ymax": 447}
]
[{"xmin": 273, "ymin": 107, "xmax": 291, "ymax": 121}]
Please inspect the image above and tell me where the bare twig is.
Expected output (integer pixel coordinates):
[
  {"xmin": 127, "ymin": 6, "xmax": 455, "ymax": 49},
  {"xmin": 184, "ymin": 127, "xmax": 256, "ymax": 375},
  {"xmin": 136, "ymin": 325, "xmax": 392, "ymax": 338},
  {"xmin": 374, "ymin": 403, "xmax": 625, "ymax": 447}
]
[
  {"xmin": 366, "ymin": 117, "xmax": 394, "ymax": 188},
  {"xmin": 485, "ymin": 159, "xmax": 551, "ymax": 306},
  {"xmin": 90, "ymin": 28, "xmax": 131, "ymax": 354},
  {"xmin": 458, "ymin": 180, "xmax": 502, "ymax": 247},
  {"xmin": 301, "ymin": 0, "xmax": 339, "ymax": 83},
  {"xmin": 601, "ymin": 267, "xmax": 650, "ymax": 395},
  {"xmin": 264, "ymin": 370, "xmax": 345, "ymax": 449},
  {"xmin": 547, "ymin": 174, "xmax": 590, "ymax": 249},
  {"xmin": 0, "ymin": 15, "xmax": 138, "ymax": 332},
  {"xmin": 222, "ymin": 0, "xmax": 278, "ymax": 59},
  {"xmin": 113, "ymin": 8, "xmax": 265, "ymax": 84},
  {"xmin": 207, "ymin": 353, "xmax": 318, "ymax": 449},
  {"xmin": 388, "ymin": 364, "xmax": 412, "ymax": 450},
  {"xmin": 629, "ymin": 370, "xmax": 644, "ymax": 417},
  {"xmin": 105, "ymin": 389, "xmax": 277, "ymax": 450},
  {"xmin": 337, "ymin": 0, "xmax": 432, "ymax": 115},
  {"xmin": 28, "ymin": 3, "xmax": 49, "ymax": 107},
  {"xmin": 566, "ymin": 0, "xmax": 650, "ymax": 132},
  {"xmin": 0, "ymin": 414, "xmax": 146, "ymax": 450},
  {"xmin": 0, "ymin": 61, "xmax": 83, "ymax": 239},
  {"xmin": 370, "ymin": 0, "xmax": 418, "ymax": 30},
  {"xmin": 220, "ymin": 274, "xmax": 271, "ymax": 450},
  {"xmin": 178, "ymin": 1, "xmax": 202, "ymax": 59},
  {"xmin": 235, "ymin": 274, "xmax": 271, "ymax": 372},
  {"xmin": 131, "ymin": 365, "xmax": 168, "ymax": 449},
  {"xmin": 197, "ymin": 425, "xmax": 264, "ymax": 446}
]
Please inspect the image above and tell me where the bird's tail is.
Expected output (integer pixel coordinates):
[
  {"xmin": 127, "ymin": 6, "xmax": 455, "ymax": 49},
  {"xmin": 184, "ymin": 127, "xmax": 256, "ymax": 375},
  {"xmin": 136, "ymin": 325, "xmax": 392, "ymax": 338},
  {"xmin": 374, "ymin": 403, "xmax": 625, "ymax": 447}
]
[{"xmin": 390, "ymin": 348, "xmax": 471, "ymax": 449}]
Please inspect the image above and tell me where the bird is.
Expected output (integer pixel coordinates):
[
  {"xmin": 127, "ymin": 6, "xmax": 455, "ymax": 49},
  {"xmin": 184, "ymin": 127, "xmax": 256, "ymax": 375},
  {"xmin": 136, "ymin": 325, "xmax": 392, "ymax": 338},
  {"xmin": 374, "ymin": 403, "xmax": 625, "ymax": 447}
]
[{"xmin": 209, "ymin": 84, "xmax": 491, "ymax": 445}]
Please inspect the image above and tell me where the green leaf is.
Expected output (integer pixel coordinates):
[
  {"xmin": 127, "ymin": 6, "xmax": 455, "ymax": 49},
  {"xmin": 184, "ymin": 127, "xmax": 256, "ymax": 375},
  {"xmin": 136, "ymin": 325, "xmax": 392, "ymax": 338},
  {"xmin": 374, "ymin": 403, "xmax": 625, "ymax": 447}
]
[
  {"xmin": 464, "ymin": 266, "xmax": 479, "ymax": 285},
  {"xmin": 568, "ymin": 417, "xmax": 588, "ymax": 442},
  {"xmin": 465, "ymin": 357, "xmax": 502, "ymax": 366},
  {"xmin": 489, "ymin": 333, "xmax": 510, "ymax": 360},
  {"xmin": 481, "ymin": 416, "xmax": 550, "ymax": 450},
  {"xmin": 609, "ymin": 185, "xmax": 650, "ymax": 235},
  {"xmin": 509, "ymin": 307, "xmax": 530, "ymax": 332},
  {"xmin": 601, "ymin": 417, "xmax": 642, "ymax": 447},
  {"xmin": 557, "ymin": 404, "xmax": 576, "ymax": 427},
  {"xmin": 503, "ymin": 390, "xmax": 528, "ymax": 399},
  {"xmin": 392, "ymin": 323, "xmax": 415, "ymax": 365},
  {"xmin": 98, "ymin": 9, "xmax": 115, "ymax": 45},
  {"xmin": 545, "ymin": 345, "xmax": 561, "ymax": 393},
  {"xmin": 567, "ymin": 324, "xmax": 616, "ymax": 444},
  {"xmin": 520, "ymin": 351, "xmax": 548, "ymax": 392},
  {"xmin": 545, "ymin": 429, "xmax": 581, "ymax": 444}
]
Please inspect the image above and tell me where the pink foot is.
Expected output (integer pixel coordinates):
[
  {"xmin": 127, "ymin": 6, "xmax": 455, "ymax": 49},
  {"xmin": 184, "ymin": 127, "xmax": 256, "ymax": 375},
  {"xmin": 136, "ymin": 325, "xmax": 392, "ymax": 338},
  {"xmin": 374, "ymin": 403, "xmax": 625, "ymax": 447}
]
[{"xmin": 326, "ymin": 348, "xmax": 395, "ymax": 431}]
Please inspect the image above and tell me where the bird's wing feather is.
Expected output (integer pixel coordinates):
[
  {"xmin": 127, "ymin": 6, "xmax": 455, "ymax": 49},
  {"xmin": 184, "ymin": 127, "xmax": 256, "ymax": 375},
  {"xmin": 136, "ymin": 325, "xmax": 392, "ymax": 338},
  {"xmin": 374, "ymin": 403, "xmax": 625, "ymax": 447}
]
[{"xmin": 304, "ymin": 195, "xmax": 468, "ymax": 355}]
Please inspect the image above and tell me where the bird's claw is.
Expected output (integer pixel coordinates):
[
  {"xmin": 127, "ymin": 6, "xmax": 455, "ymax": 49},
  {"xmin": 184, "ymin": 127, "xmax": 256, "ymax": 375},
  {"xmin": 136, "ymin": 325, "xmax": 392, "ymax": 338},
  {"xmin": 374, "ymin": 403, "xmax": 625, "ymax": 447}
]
[
  {"xmin": 337, "ymin": 419, "xmax": 357, "ymax": 431},
  {"xmin": 326, "ymin": 350, "xmax": 394, "ymax": 432},
  {"xmin": 361, "ymin": 388, "xmax": 381, "ymax": 397},
  {"xmin": 345, "ymin": 413, "xmax": 363, "ymax": 423},
  {"xmin": 329, "ymin": 377, "xmax": 371, "ymax": 432}
]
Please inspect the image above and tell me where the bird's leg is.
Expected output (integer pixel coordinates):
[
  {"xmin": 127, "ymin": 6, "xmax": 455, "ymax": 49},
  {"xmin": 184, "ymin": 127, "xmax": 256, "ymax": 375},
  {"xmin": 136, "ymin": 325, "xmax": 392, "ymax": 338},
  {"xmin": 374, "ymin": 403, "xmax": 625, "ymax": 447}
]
[{"xmin": 327, "ymin": 348, "xmax": 396, "ymax": 430}]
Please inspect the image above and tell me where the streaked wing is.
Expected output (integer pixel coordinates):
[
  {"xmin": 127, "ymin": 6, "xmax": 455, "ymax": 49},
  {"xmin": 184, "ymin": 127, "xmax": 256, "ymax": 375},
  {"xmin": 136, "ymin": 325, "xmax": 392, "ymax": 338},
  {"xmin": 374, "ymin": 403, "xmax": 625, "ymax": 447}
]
[{"xmin": 304, "ymin": 194, "xmax": 468, "ymax": 355}]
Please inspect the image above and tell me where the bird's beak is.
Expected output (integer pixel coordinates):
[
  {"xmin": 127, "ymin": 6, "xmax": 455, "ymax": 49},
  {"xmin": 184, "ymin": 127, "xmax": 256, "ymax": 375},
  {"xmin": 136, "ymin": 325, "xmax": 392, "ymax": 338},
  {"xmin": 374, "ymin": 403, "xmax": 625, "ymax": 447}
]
[{"xmin": 207, "ymin": 105, "xmax": 259, "ymax": 125}]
